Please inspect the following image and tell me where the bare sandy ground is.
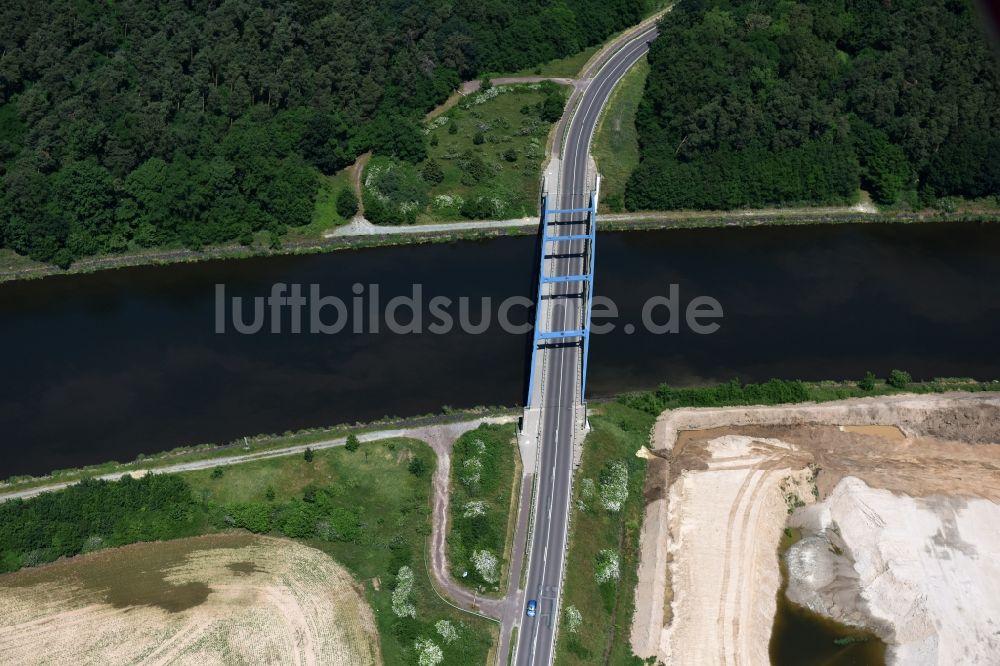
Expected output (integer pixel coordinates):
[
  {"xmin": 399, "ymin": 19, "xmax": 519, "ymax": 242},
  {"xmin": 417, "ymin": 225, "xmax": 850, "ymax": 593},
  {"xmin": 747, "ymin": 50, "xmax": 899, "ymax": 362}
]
[
  {"xmin": 0, "ymin": 534, "xmax": 381, "ymax": 665},
  {"xmin": 630, "ymin": 393, "xmax": 1000, "ymax": 665}
]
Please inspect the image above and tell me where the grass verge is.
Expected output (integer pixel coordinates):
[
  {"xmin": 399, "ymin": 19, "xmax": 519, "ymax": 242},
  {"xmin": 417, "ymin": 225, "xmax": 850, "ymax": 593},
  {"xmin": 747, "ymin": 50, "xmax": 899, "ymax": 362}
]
[
  {"xmin": 593, "ymin": 56, "xmax": 648, "ymax": 212},
  {"xmin": 447, "ymin": 423, "xmax": 519, "ymax": 595},
  {"xmin": 556, "ymin": 400, "xmax": 652, "ymax": 665}
]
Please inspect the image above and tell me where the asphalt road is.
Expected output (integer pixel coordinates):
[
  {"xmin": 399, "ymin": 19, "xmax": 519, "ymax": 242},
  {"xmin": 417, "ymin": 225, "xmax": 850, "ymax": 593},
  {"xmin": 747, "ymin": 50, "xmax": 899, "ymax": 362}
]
[{"xmin": 514, "ymin": 24, "xmax": 659, "ymax": 666}]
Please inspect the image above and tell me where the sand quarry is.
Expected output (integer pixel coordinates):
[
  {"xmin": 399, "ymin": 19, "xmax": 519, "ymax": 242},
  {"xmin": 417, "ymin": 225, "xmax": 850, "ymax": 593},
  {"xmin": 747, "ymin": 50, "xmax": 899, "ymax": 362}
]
[
  {"xmin": 630, "ymin": 393, "xmax": 1000, "ymax": 666},
  {"xmin": 0, "ymin": 533, "xmax": 380, "ymax": 665}
]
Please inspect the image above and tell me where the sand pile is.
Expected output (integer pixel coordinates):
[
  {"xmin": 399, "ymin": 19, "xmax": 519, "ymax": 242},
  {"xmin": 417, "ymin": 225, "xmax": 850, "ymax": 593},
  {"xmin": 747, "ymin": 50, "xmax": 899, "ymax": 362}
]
[{"xmin": 790, "ymin": 477, "xmax": 1000, "ymax": 665}]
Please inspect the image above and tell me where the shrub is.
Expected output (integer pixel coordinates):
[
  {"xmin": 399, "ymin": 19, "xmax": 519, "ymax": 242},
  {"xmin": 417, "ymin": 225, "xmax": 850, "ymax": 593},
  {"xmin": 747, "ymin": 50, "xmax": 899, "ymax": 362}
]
[
  {"xmin": 408, "ymin": 456, "xmax": 428, "ymax": 477},
  {"xmin": 415, "ymin": 637, "xmax": 444, "ymax": 666},
  {"xmin": 280, "ymin": 499, "xmax": 316, "ymax": 538},
  {"xmin": 345, "ymin": 433, "xmax": 360, "ymax": 452},
  {"xmin": 392, "ymin": 566, "xmax": 417, "ymax": 618},
  {"xmin": 335, "ymin": 187, "xmax": 358, "ymax": 218},
  {"xmin": 304, "ymin": 447, "xmax": 314, "ymax": 463},
  {"xmin": 435, "ymin": 619, "xmax": 458, "ymax": 644},
  {"xmin": 0, "ymin": 475, "xmax": 205, "ymax": 572},
  {"xmin": 564, "ymin": 605, "xmax": 583, "ymax": 633},
  {"xmin": 422, "ymin": 159, "xmax": 445, "ymax": 184},
  {"xmin": 472, "ymin": 549, "xmax": 500, "ymax": 583},
  {"xmin": 539, "ymin": 89, "xmax": 566, "ymax": 122},
  {"xmin": 859, "ymin": 371, "xmax": 877, "ymax": 391},
  {"xmin": 599, "ymin": 461, "xmax": 629, "ymax": 512},
  {"xmin": 363, "ymin": 156, "xmax": 429, "ymax": 225},
  {"xmin": 621, "ymin": 378, "xmax": 812, "ymax": 415},
  {"xmin": 226, "ymin": 502, "xmax": 273, "ymax": 533},
  {"xmin": 888, "ymin": 369, "xmax": 912, "ymax": 389},
  {"xmin": 594, "ymin": 549, "xmax": 620, "ymax": 584}
]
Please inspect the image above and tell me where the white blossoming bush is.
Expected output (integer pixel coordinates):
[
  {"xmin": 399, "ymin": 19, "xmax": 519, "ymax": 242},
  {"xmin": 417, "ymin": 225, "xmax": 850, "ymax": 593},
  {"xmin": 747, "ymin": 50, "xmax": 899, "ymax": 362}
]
[
  {"xmin": 433, "ymin": 194, "xmax": 463, "ymax": 210},
  {"xmin": 392, "ymin": 565, "xmax": 416, "ymax": 618},
  {"xmin": 488, "ymin": 196, "xmax": 507, "ymax": 217},
  {"xmin": 524, "ymin": 138, "xmax": 542, "ymax": 158},
  {"xmin": 463, "ymin": 500, "xmax": 488, "ymax": 518},
  {"xmin": 564, "ymin": 605, "xmax": 583, "ymax": 633},
  {"xmin": 461, "ymin": 457, "xmax": 483, "ymax": 489},
  {"xmin": 472, "ymin": 549, "xmax": 500, "ymax": 583},
  {"xmin": 415, "ymin": 637, "xmax": 444, "ymax": 666},
  {"xmin": 594, "ymin": 549, "xmax": 620, "ymax": 584},
  {"xmin": 363, "ymin": 161, "xmax": 384, "ymax": 190},
  {"xmin": 599, "ymin": 460, "xmax": 629, "ymax": 512},
  {"xmin": 424, "ymin": 115, "xmax": 449, "ymax": 134},
  {"xmin": 435, "ymin": 619, "xmax": 459, "ymax": 644},
  {"xmin": 464, "ymin": 85, "xmax": 503, "ymax": 107},
  {"xmin": 576, "ymin": 477, "xmax": 597, "ymax": 511}
]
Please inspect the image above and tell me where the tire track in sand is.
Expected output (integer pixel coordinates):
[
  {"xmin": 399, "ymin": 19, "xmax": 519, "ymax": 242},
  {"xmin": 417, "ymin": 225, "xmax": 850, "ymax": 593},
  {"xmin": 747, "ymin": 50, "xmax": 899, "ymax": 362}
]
[{"xmin": 715, "ymin": 463, "xmax": 766, "ymax": 665}]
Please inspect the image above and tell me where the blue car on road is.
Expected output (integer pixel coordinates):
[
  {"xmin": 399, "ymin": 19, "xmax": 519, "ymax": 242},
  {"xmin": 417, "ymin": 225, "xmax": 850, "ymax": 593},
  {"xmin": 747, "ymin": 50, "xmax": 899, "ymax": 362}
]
[{"xmin": 526, "ymin": 600, "xmax": 537, "ymax": 617}]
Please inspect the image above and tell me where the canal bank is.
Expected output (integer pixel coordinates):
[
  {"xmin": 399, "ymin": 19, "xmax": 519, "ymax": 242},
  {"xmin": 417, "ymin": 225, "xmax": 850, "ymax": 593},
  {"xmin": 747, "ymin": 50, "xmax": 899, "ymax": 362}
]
[{"xmin": 3, "ymin": 207, "xmax": 998, "ymax": 285}]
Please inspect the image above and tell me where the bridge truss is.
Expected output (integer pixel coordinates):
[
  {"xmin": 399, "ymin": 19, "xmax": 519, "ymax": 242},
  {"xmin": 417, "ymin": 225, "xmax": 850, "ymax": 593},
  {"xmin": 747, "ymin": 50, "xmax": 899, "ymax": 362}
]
[{"xmin": 526, "ymin": 184, "xmax": 599, "ymax": 408}]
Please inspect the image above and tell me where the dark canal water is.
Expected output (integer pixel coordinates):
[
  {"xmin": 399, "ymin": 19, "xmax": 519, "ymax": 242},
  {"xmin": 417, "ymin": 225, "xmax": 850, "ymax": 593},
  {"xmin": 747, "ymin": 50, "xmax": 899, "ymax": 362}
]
[{"xmin": 2, "ymin": 222, "xmax": 999, "ymax": 478}]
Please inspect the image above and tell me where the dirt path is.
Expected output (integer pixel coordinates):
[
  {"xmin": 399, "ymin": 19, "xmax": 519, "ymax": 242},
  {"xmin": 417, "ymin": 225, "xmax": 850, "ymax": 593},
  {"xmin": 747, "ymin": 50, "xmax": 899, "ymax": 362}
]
[
  {"xmin": 630, "ymin": 392, "xmax": 1000, "ymax": 664},
  {"xmin": 412, "ymin": 421, "xmax": 508, "ymax": 621},
  {"xmin": 351, "ymin": 151, "xmax": 371, "ymax": 210}
]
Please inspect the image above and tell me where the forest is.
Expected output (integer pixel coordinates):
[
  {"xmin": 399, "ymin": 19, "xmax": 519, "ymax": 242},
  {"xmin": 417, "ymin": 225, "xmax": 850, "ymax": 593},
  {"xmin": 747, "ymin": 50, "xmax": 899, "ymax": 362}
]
[
  {"xmin": 0, "ymin": 0, "xmax": 648, "ymax": 266},
  {"xmin": 626, "ymin": 0, "xmax": 1000, "ymax": 211}
]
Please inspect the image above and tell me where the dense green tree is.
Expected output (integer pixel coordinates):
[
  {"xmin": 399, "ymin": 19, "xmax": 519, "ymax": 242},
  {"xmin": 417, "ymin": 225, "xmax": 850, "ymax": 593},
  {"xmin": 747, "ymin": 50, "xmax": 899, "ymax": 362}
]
[
  {"xmin": 851, "ymin": 118, "xmax": 914, "ymax": 205},
  {"xmin": 540, "ymin": 91, "xmax": 566, "ymax": 123},
  {"xmin": 887, "ymin": 369, "xmax": 912, "ymax": 389},
  {"xmin": 627, "ymin": 0, "xmax": 1000, "ymax": 210},
  {"xmin": 859, "ymin": 371, "xmax": 877, "ymax": 391},
  {"xmin": 407, "ymin": 456, "xmax": 427, "ymax": 477},
  {"xmin": 0, "ymin": 0, "xmax": 650, "ymax": 266},
  {"xmin": 422, "ymin": 159, "xmax": 445, "ymax": 184},
  {"xmin": 925, "ymin": 131, "xmax": 1000, "ymax": 199},
  {"xmin": 336, "ymin": 187, "xmax": 359, "ymax": 219},
  {"xmin": 345, "ymin": 434, "xmax": 361, "ymax": 452},
  {"xmin": 301, "ymin": 111, "xmax": 354, "ymax": 174}
]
